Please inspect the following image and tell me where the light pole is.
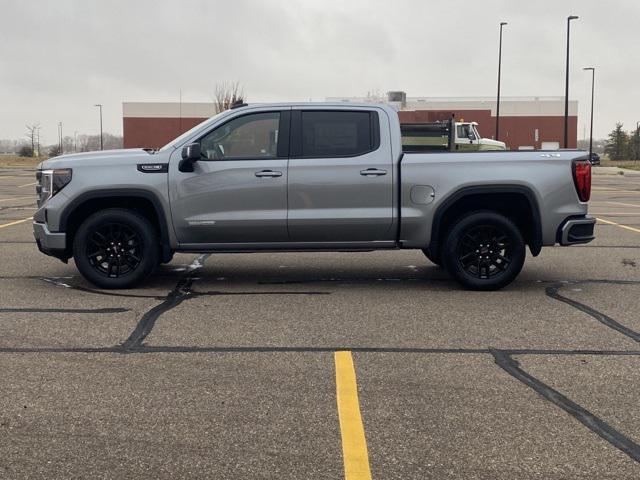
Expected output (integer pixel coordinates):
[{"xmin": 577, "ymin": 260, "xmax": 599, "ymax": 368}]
[
  {"xmin": 74, "ymin": 131, "xmax": 78, "ymax": 152},
  {"xmin": 564, "ymin": 15, "xmax": 579, "ymax": 148},
  {"xmin": 94, "ymin": 104, "xmax": 103, "ymax": 150},
  {"xmin": 495, "ymin": 21, "xmax": 507, "ymax": 142},
  {"xmin": 58, "ymin": 122, "xmax": 63, "ymax": 155},
  {"xmin": 583, "ymin": 67, "xmax": 594, "ymax": 161},
  {"xmin": 636, "ymin": 121, "xmax": 640, "ymax": 163}
]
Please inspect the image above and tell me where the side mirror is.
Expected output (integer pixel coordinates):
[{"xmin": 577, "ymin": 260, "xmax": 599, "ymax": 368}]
[
  {"xmin": 179, "ymin": 143, "xmax": 201, "ymax": 172},
  {"xmin": 182, "ymin": 143, "xmax": 201, "ymax": 161}
]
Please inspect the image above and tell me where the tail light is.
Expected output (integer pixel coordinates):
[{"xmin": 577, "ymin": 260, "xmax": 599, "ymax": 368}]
[{"xmin": 572, "ymin": 159, "xmax": 591, "ymax": 202}]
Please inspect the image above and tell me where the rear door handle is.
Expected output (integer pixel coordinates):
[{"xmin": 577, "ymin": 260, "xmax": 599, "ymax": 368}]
[
  {"xmin": 255, "ymin": 170, "xmax": 283, "ymax": 178},
  {"xmin": 360, "ymin": 168, "xmax": 387, "ymax": 176}
]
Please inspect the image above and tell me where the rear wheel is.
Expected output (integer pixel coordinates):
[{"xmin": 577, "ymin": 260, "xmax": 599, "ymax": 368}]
[
  {"xmin": 73, "ymin": 209, "xmax": 159, "ymax": 289},
  {"xmin": 441, "ymin": 211, "xmax": 525, "ymax": 291}
]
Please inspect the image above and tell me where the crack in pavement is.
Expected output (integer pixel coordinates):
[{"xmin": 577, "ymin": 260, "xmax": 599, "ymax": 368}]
[
  {"xmin": 492, "ymin": 349, "xmax": 640, "ymax": 463},
  {"xmin": 40, "ymin": 277, "xmax": 165, "ymax": 299},
  {"xmin": 119, "ymin": 256, "xmax": 333, "ymax": 351},
  {"xmin": 546, "ymin": 280, "xmax": 640, "ymax": 343},
  {"xmin": 120, "ymin": 254, "xmax": 211, "ymax": 349},
  {"xmin": 5, "ymin": 269, "xmax": 640, "ymax": 465}
]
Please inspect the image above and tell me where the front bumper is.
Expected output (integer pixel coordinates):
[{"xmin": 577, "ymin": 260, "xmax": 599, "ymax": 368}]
[
  {"xmin": 33, "ymin": 221, "xmax": 68, "ymax": 260},
  {"xmin": 558, "ymin": 215, "xmax": 596, "ymax": 245}
]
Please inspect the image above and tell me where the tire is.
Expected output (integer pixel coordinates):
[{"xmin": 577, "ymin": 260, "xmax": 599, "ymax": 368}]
[
  {"xmin": 421, "ymin": 248, "xmax": 442, "ymax": 266},
  {"xmin": 160, "ymin": 252, "xmax": 175, "ymax": 265},
  {"xmin": 441, "ymin": 211, "xmax": 525, "ymax": 291},
  {"xmin": 73, "ymin": 208, "xmax": 159, "ymax": 289}
]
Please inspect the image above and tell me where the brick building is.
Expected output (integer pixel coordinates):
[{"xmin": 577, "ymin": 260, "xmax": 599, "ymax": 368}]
[
  {"xmin": 123, "ymin": 93, "xmax": 577, "ymax": 150},
  {"xmin": 328, "ymin": 93, "xmax": 578, "ymax": 150}
]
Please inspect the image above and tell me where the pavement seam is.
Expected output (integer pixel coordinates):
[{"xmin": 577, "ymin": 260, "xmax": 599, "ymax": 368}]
[
  {"xmin": 0, "ymin": 307, "xmax": 129, "ymax": 313},
  {"xmin": 1, "ymin": 347, "xmax": 640, "ymax": 355}
]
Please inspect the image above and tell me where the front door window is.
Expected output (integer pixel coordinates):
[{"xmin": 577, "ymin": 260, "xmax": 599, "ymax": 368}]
[{"xmin": 200, "ymin": 112, "xmax": 280, "ymax": 160}]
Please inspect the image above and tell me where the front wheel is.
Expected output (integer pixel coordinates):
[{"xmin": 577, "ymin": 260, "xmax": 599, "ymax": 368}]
[
  {"xmin": 441, "ymin": 211, "xmax": 525, "ymax": 291},
  {"xmin": 73, "ymin": 208, "xmax": 159, "ymax": 289},
  {"xmin": 421, "ymin": 248, "xmax": 442, "ymax": 267}
]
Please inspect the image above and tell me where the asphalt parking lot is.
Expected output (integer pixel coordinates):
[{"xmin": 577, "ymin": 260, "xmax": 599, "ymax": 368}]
[{"xmin": 1, "ymin": 166, "xmax": 640, "ymax": 479}]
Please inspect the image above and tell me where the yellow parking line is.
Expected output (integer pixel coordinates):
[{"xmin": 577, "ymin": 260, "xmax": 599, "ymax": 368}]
[
  {"xmin": 605, "ymin": 201, "xmax": 640, "ymax": 208},
  {"xmin": 597, "ymin": 217, "xmax": 640, "ymax": 234},
  {"xmin": 0, "ymin": 196, "xmax": 35, "ymax": 203},
  {"xmin": 18, "ymin": 181, "xmax": 37, "ymax": 188},
  {"xmin": 589, "ymin": 212, "xmax": 640, "ymax": 215},
  {"xmin": 0, "ymin": 217, "xmax": 32, "ymax": 229},
  {"xmin": 592, "ymin": 189, "xmax": 640, "ymax": 194},
  {"xmin": 335, "ymin": 351, "xmax": 372, "ymax": 480}
]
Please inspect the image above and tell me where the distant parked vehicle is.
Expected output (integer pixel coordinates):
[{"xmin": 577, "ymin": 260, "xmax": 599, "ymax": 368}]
[
  {"xmin": 589, "ymin": 152, "xmax": 600, "ymax": 166},
  {"xmin": 401, "ymin": 121, "xmax": 506, "ymax": 152}
]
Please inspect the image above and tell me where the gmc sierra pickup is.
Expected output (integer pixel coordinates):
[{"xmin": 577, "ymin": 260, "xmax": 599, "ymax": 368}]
[{"xmin": 33, "ymin": 103, "xmax": 595, "ymax": 290}]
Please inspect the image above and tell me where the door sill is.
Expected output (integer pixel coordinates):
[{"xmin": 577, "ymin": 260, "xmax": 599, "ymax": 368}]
[{"xmin": 177, "ymin": 241, "xmax": 398, "ymax": 252}]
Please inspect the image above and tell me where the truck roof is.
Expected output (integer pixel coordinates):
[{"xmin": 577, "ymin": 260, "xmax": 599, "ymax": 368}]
[{"xmin": 231, "ymin": 102, "xmax": 394, "ymax": 110}]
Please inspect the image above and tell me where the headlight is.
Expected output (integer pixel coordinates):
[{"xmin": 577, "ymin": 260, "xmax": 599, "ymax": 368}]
[{"xmin": 36, "ymin": 168, "xmax": 72, "ymax": 206}]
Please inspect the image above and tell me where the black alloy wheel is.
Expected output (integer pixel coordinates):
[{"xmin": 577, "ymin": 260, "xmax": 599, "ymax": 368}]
[
  {"xmin": 456, "ymin": 225, "xmax": 511, "ymax": 279},
  {"xmin": 73, "ymin": 208, "xmax": 159, "ymax": 289},
  {"xmin": 442, "ymin": 211, "xmax": 525, "ymax": 291},
  {"xmin": 86, "ymin": 223, "xmax": 143, "ymax": 278}
]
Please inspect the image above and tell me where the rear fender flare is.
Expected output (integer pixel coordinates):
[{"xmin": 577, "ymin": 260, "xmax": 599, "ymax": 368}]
[{"xmin": 429, "ymin": 185, "xmax": 542, "ymax": 257}]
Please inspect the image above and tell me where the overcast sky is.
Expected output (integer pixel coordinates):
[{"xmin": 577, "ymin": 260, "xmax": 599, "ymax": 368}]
[{"xmin": 1, "ymin": 0, "xmax": 637, "ymax": 144}]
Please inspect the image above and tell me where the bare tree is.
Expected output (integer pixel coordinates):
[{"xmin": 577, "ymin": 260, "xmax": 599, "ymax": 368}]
[
  {"xmin": 76, "ymin": 133, "xmax": 123, "ymax": 152},
  {"xmin": 214, "ymin": 81, "xmax": 246, "ymax": 113},
  {"xmin": 25, "ymin": 124, "xmax": 40, "ymax": 157}
]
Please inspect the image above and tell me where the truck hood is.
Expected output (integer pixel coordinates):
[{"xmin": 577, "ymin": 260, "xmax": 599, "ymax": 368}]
[
  {"xmin": 39, "ymin": 148, "xmax": 158, "ymax": 169},
  {"xmin": 479, "ymin": 138, "xmax": 507, "ymax": 149}
]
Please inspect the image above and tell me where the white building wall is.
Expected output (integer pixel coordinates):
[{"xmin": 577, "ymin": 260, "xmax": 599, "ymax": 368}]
[{"xmin": 325, "ymin": 96, "xmax": 578, "ymax": 117}]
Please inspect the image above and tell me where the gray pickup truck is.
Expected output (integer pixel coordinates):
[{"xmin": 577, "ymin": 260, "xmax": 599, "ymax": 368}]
[{"xmin": 33, "ymin": 103, "xmax": 595, "ymax": 290}]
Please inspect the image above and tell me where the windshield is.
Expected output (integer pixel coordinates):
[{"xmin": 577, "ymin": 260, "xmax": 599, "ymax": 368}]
[
  {"xmin": 158, "ymin": 110, "xmax": 230, "ymax": 152},
  {"xmin": 472, "ymin": 125, "xmax": 480, "ymax": 140}
]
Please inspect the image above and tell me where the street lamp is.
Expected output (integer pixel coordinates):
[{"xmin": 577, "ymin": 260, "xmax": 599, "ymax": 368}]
[
  {"xmin": 94, "ymin": 104, "xmax": 103, "ymax": 150},
  {"xmin": 495, "ymin": 21, "xmax": 507, "ymax": 142},
  {"xmin": 564, "ymin": 15, "xmax": 579, "ymax": 148},
  {"xmin": 583, "ymin": 67, "xmax": 594, "ymax": 161},
  {"xmin": 58, "ymin": 122, "xmax": 63, "ymax": 155},
  {"xmin": 636, "ymin": 121, "xmax": 640, "ymax": 163}
]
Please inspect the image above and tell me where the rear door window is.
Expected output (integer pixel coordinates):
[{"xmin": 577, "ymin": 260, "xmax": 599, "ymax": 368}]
[{"xmin": 300, "ymin": 111, "xmax": 377, "ymax": 158}]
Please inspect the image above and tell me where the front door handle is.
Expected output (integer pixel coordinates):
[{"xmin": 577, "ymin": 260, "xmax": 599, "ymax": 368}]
[
  {"xmin": 360, "ymin": 168, "xmax": 387, "ymax": 177},
  {"xmin": 255, "ymin": 170, "xmax": 283, "ymax": 178}
]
